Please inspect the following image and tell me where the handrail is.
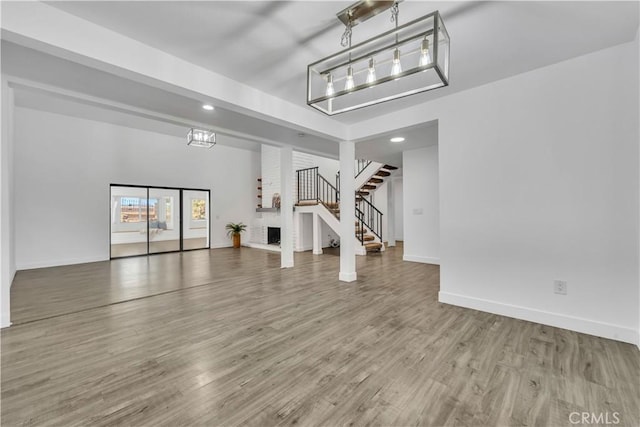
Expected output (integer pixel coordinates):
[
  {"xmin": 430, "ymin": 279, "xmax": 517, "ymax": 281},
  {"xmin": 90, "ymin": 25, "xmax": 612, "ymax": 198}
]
[
  {"xmin": 297, "ymin": 166, "xmax": 382, "ymax": 242},
  {"xmin": 296, "ymin": 167, "xmax": 319, "ymax": 203},
  {"xmin": 355, "ymin": 159, "xmax": 372, "ymax": 179},
  {"xmin": 317, "ymin": 174, "xmax": 339, "ymax": 212},
  {"xmin": 296, "ymin": 167, "xmax": 339, "ymax": 217},
  {"xmin": 356, "ymin": 197, "xmax": 382, "ymax": 241}
]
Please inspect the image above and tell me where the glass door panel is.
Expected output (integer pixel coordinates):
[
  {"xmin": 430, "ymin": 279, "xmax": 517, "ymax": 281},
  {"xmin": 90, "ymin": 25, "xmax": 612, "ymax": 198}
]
[
  {"xmin": 110, "ymin": 186, "xmax": 149, "ymax": 258},
  {"xmin": 182, "ymin": 190, "xmax": 209, "ymax": 250},
  {"xmin": 149, "ymin": 188, "xmax": 181, "ymax": 254}
]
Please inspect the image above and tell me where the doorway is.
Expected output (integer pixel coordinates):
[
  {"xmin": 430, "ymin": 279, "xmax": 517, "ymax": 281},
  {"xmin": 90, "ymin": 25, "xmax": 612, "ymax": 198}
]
[{"xmin": 109, "ymin": 184, "xmax": 210, "ymax": 258}]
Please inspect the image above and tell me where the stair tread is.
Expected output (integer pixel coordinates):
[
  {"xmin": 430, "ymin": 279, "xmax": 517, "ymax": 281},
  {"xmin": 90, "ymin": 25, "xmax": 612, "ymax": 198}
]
[
  {"xmin": 368, "ymin": 178, "xmax": 384, "ymax": 184},
  {"xmin": 361, "ymin": 184, "xmax": 376, "ymax": 190},
  {"xmin": 359, "ymin": 235, "xmax": 375, "ymax": 241},
  {"xmin": 364, "ymin": 242, "xmax": 383, "ymax": 250},
  {"xmin": 296, "ymin": 201, "xmax": 319, "ymax": 206},
  {"xmin": 383, "ymin": 164, "xmax": 399, "ymax": 170},
  {"xmin": 375, "ymin": 171, "xmax": 391, "ymax": 177}
]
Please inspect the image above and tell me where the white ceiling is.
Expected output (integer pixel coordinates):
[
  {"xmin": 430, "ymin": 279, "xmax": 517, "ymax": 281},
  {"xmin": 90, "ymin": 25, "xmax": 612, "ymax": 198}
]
[
  {"xmin": 46, "ymin": 1, "xmax": 640, "ymax": 124},
  {"xmin": 2, "ymin": 1, "xmax": 638, "ymax": 165},
  {"xmin": 2, "ymin": 41, "xmax": 341, "ymax": 158},
  {"xmin": 355, "ymin": 120, "xmax": 438, "ymax": 166}
]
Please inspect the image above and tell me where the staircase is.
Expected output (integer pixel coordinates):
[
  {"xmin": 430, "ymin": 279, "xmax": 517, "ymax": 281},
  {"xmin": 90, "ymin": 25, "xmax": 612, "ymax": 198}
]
[
  {"xmin": 296, "ymin": 161, "xmax": 397, "ymax": 254},
  {"xmin": 353, "ymin": 163, "xmax": 398, "ymax": 204}
]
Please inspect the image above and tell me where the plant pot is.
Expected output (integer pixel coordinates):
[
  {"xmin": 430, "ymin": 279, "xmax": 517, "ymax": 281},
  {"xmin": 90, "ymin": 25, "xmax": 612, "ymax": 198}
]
[{"xmin": 233, "ymin": 233, "xmax": 241, "ymax": 248}]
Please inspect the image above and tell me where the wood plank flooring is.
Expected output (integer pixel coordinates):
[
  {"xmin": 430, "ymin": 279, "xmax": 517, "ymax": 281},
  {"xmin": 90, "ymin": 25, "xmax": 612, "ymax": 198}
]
[
  {"xmin": 110, "ymin": 237, "xmax": 208, "ymax": 258},
  {"xmin": 2, "ymin": 246, "xmax": 639, "ymax": 426}
]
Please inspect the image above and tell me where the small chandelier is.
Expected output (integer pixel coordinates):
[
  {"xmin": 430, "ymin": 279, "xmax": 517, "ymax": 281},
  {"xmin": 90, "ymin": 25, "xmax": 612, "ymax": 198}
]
[
  {"xmin": 187, "ymin": 128, "xmax": 216, "ymax": 148},
  {"xmin": 307, "ymin": 1, "xmax": 450, "ymax": 115}
]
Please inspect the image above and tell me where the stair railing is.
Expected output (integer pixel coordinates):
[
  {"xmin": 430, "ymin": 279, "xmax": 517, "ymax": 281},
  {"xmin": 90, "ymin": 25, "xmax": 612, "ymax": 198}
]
[
  {"xmin": 297, "ymin": 167, "xmax": 319, "ymax": 203},
  {"xmin": 297, "ymin": 166, "xmax": 382, "ymax": 240},
  {"xmin": 355, "ymin": 207, "xmax": 366, "ymax": 244},
  {"xmin": 336, "ymin": 159, "xmax": 372, "ymax": 193},
  {"xmin": 296, "ymin": 167, "xmax": 339, "ymax": 216},
  {"xmin": 318, "ymin": 174, "xmax": 339, "ymax": 212},
  {"xmin": 355, "ymin": 159, "xmax": 372, "ymax": 178},
  {"xmin": 356, "ymin": 197, "xmax": 382, "ymax": 241}
]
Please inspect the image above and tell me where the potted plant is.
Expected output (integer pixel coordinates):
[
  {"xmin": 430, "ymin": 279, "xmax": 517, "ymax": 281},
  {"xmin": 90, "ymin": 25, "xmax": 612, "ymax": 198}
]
[{"xmin": 225, "ymin": 222, "xmax": 247, "ymax": 248}]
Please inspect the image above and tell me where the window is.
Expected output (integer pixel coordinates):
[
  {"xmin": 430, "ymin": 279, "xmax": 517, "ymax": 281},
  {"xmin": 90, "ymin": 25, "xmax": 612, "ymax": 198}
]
[
  {"xmin": 192, "ymin": 199, "xmax": 207, "ymax": 220},
  {"xmin": 147, "ymin": 198, "xmax": 158, "ymax": 222},
  {"xmin": 119, "ymin": 197, "xmax": 158, "ymax": 223},
  {"xmin": 120, "ymin": 197, "xmax": 141, "ymax": 223},
  {"xmin": 165, "ymin": 198, "xmax": 172, "ymax": 224}
]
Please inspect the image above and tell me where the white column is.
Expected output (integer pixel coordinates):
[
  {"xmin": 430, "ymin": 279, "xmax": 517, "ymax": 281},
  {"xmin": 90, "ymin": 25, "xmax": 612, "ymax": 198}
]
[
  {"xmin": 1, "ymin": 80, "xmax": 14, "ymax": 328},
  {"xmin": 387, "ymin": 178, "xmax": 396, "ymax": 247},
  {"xmin": 280, "ymin": 146, "xmax": 294, "ymax": 268},
  {"xmin": 312, "ymin": 213, "xmax": 323, "ymax": 255},
  {"xmin": 339, "ymin": 141, "xmax": 357, "ymax": 282}
]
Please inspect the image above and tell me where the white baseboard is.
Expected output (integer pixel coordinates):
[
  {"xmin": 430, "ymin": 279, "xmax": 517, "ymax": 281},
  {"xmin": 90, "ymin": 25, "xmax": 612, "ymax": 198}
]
[
  {"xmin": 243, "ymin": 242, "xmax": 281, "ymax": 252},
  {"xmin": 0, "ymin": 313, "xmax": 11, "ymax": 329},
  {"xmin": 439, "ymin": 291, "xmax": 639, "ymax": 346},
  {"xmin": 210, "ymin": 243, "xmax": 234, "ymax": 249},
  {"xmin": 17, "ymin": 255, "xmax": 108, "ymax": 271},
  {"xmin": 403, "ymin": 254, "xmax": 440, "ymax": 265},
  {"xmin": 339, "ymin": 271, "xmax": 357, "ymax": 282}
]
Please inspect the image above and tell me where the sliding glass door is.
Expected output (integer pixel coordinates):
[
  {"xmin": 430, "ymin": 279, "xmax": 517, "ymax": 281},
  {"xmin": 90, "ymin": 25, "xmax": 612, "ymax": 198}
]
[
  {"xmin": 182, "ymin": 190, "xmax": 210, "ymax": 250},
  {"xmin": 110, "ymin": 185, "xmax": 210, "ymax": 259},
  {"xmin": 110, "ymin": 186, "xmax": 149, "ymax": 258},
  {"xmin": 149, "ymin": 188, "xmax": 181, "ymax": 254}
]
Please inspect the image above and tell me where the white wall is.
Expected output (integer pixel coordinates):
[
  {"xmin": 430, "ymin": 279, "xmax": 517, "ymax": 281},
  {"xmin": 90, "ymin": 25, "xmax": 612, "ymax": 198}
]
[
  {"xmin": 436, "ymin": 42, "xmax": 639, "ymax": 344},
  {"xmin": 1, "ymin": 80, "xmax": 16, "ymax": 327},
  {"xmin": 260, "ymin": 144, "xmax": 280, "ymax": 208},
  {"xmin": 351, "ymin": 39, "xmax": 639, "ymax": 345},
  {"xmin": 13, "ymin": 107, "xmax": 259, "ymax": 269},
  {"xmin": 635, "ymin": 28, "xmax": 640, "ymax": 348},
  {"xmin": 258, "ymin": 145, "xmax": 339, "ymax": 249},
  {"xmin": 261, "ymin": 145, "xmax": 340, "ymax": 207},
  {"xmin": 403, "ymin": 146, "xmax": 440, "ymax": 264},
  {"xmin": 295, "ymin": 213, "xmax": 338, "ymax": 251},
  {"xmin": 313, "ymin": 155, "xmax": 340, "ymax": 184},
  {"xmin": 394, "ymin": 178, "xmax": 404, "ymax": 240}
]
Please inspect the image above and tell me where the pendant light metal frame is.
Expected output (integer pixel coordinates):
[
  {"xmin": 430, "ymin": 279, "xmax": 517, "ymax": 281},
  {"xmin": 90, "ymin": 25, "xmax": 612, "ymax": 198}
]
[
  {"xmin": 187, "ymin": 128, "xmax": 216, "ymax": 149},
  {"xmin": 307, "ymin": 10, "xmax": 449, "ymax": 116}
]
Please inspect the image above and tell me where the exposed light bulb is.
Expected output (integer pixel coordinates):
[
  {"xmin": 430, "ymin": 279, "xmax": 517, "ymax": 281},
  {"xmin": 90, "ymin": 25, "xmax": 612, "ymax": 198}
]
[
  {"xmin": 391, "ymin": 48, "xmax": 402, "ymax": 76},
  {"xmin": 366, "ymin": 58, "xmax": 376, "ymax": 84},
  {"xmin": 325, "ymin": 73, "xmax": 335, "ymax": 97},
  {"xmin": 344, "ymin": 66, "xmax": 355, "ymax": 91},
  {"xmin": 419, "ymin": 38, "xmax": 432, "ymax": 67}
]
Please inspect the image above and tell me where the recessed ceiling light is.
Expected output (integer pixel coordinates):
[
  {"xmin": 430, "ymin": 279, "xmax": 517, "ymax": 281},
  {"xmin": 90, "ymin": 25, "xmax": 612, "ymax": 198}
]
[
  {"xmin": 390, "ymin": 137, "xmax": 405, "ymax": 143},
  {"xmin": 202, "ymin": 104, "xmax": 214, "ymax": 111}
]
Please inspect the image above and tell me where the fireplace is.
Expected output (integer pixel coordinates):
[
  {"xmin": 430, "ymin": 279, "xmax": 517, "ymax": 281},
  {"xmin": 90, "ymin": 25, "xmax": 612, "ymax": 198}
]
[{"xmin": 267, "ymin": 227, "xmax": 281, "ymax": 245}]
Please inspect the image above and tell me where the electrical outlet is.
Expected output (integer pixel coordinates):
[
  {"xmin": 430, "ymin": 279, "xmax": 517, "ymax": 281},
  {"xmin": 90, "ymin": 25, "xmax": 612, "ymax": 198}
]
[{"xmin": 554, "ymin": 280, "xmax": 567, "ymax": 295}]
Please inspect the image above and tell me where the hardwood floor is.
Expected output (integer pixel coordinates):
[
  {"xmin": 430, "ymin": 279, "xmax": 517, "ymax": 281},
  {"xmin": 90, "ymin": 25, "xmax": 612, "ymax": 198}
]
[
  {"xmin": 2, "ymin": 247, "xmax": 639, "ymax": 426},
  {"xmin": 110, "ymin": 237, "xmax": 208, "ymax": 258}
]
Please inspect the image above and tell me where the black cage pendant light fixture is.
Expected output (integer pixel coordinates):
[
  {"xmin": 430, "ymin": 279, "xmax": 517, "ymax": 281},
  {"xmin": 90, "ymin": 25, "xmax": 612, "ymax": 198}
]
[{"xmin": 307, "ymin": 0, "xmax": 450, "ymax": 115}]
